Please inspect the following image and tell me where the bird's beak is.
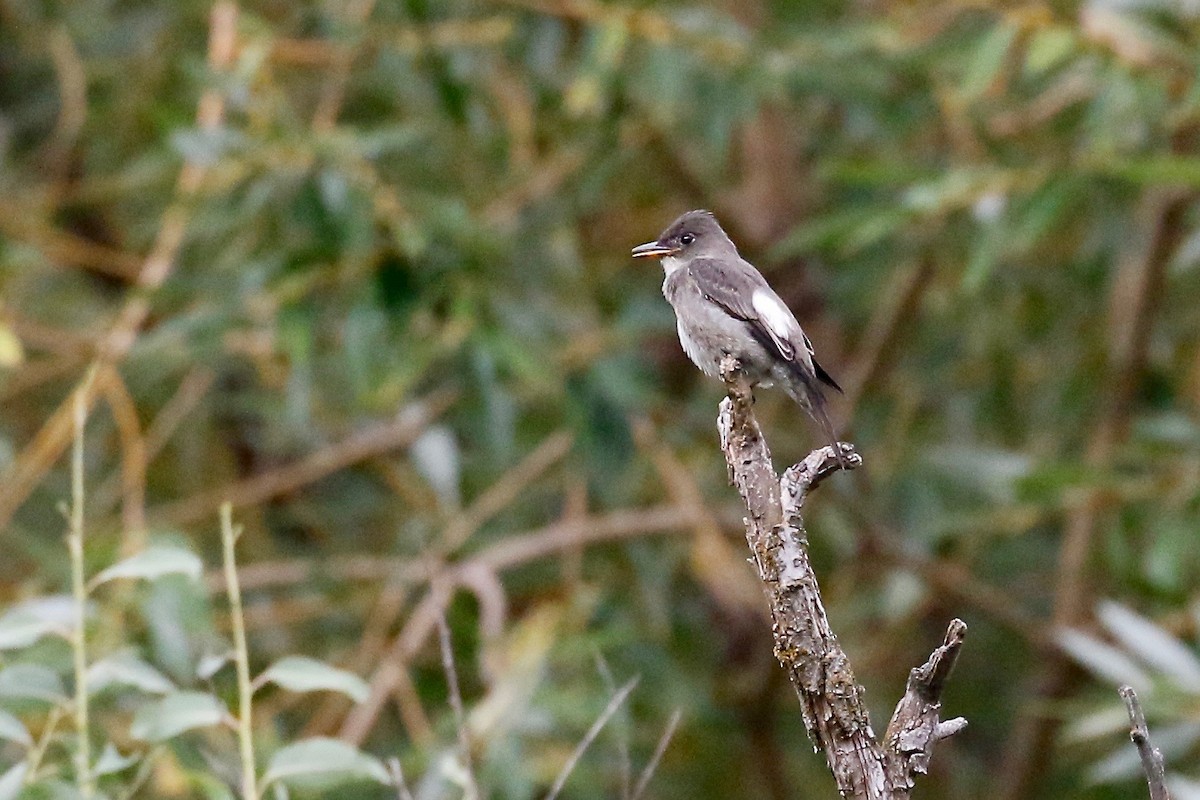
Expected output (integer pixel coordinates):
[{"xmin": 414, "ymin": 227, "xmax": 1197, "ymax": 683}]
[{"xmin": 631, "ymin": 241, "xmax": 677, "ymax": 259}]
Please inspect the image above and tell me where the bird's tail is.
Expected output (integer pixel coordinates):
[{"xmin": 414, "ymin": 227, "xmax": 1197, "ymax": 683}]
[{"xmin": 789, "ymin": 363, "xmax": 847, "ymax": 469}]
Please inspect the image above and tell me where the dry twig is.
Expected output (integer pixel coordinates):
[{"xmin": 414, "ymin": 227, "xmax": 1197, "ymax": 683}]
[
  {"xmin": 632, "ymin": 417, "xmax": 764, "ymax": 615},
  {"xmin": 544, "ymin": 678, "xmax": 639, "ymax": 800},
  {"xmin": 630, "ymin": 708, "xmax": 682, "ymax": 800},
  {"xmin": 440, "ymin": 430, "xmax": 574, "ymax": 554},
  {"xmin": 1120, "ymin": 686, "xmax": 1172, "ymax": 800},
  {"xmin": 95, "ymin": 366, "xmax": 147, "ymax": 548},
  {"xmin": 310, "ymin": 0, "xmax": 377, "ymax": 132},
  {"xmin": 92, "ymin": 367, "xmax": 215, "ymax": 518}
]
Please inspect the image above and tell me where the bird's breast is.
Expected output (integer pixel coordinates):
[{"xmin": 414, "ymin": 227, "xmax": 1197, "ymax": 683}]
[{"xmin": 662, "ymin": 271, "xmax": 773, "ymax": 381}]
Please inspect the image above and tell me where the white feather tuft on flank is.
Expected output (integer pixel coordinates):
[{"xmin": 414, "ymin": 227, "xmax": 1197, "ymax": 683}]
[{"xmin": 751, "ymin": 289, "xmax": 797, "ymax": 340}]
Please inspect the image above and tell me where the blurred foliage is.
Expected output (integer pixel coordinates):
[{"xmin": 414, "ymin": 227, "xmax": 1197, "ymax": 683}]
[{"xmin": 2, "ymin": 0, "xmax": 1200, "ymax": 797}]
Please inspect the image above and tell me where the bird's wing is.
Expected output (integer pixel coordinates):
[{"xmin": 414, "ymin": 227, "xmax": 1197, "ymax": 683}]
[{"xmin": 687, "ymin": 257, "xmax": 801, "ymax": 364}]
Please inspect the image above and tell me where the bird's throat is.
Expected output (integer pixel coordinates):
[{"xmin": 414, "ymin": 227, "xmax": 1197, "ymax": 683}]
[{"xmin": 660, "ymin": 255, "xmax": 686, "ymax": 275}]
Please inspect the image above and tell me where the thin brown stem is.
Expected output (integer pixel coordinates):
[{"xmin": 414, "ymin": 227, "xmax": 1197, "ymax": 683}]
[
  {"xmin": 630, "ymin": 708, "xmax": 682, "ymax": 800},
  {"xmin": 435, "ymin": 613, "xmax": 479, "ymax": 800},
  {"xmin": 222, "ymin": 503, "xmax": 258, "ymax": 800},
  {"xmin": 544, "ymin": 678, "xmax": 639, "ymax": 800},
  {"xmin": 219, "ymin": 503, "xmax": 691, "ymax": 593},
  {"xmin": 68, "ymin": 385, "xmax": 94, "ymax": 799}
]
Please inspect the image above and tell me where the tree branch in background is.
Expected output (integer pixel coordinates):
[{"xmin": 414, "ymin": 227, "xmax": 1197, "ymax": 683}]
[
  {"xmin": 0, "ymin": 1, "xmax": 240, "ymax": 536},
  {"xmin": 147, "ymin": 389, "xmax": 456, "ymax": 526},
  {"xmin": 1000, "ymin": 186, "xmax": 1192, "ymax": 800},
  {"xmin": 1120, "ymin": 686, "xmax": 1172, "ymax": 800},
  {"xmin": 717, "ymin": 356, "xmax": 965, "ymax": 799}
]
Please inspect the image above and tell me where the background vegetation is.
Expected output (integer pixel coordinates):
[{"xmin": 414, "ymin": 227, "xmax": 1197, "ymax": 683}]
[{"xmin": 2, "ymin": 0, "xmax": 1200, "ymax": 797}]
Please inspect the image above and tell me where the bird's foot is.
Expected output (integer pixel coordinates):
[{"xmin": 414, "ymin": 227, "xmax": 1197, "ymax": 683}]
[
  {"xmin": 805, "ymin": 442, "xmax": 861, "ymax": 484},
  {"xmin": 718, "ymin": 355, "xmax": 755, "ymax": 410},
  {"xmin": 832, "ymin": 441, "xmax": 861, "ymax": 472}
]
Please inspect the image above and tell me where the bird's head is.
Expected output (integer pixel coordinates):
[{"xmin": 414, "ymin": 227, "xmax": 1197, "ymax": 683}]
[{"xmin": 631, "ymin": 210, "xmax": 737, "ymax": 263}]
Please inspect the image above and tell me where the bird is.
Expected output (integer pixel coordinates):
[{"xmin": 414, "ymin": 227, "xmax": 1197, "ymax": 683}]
[{"xmin": 632, "ymin": 209, "xmax": 846, "ymax": 465}]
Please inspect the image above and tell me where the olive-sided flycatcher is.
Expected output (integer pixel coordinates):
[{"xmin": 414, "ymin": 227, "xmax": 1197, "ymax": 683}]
[{"xmin": 632, "ymin": 209, "xmax": 844, "ymax": 463}]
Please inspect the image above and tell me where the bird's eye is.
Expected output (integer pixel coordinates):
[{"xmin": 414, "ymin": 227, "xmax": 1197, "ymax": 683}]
[{"xmin": 680, "ymin": 233, "xmax": 695, "ymax": 246}]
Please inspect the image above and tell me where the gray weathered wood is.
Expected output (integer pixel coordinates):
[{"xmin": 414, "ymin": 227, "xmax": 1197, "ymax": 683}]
[{"xmin": 717, "ymin": 356, "xmax": 965, "ymax": 799}]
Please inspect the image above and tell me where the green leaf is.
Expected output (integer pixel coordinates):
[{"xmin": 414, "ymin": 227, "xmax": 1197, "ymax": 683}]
[
  {"xmin": 1008, "ymin": 179, "xmax": 1076, "ymax": 250},
  {"xmin": 1169, "ymin": 775, "xmax": 1200, "ymax": 799},
  {"xmin": 197, "ymin": 650, "xmax": 233, "ymax": 681},
  {"xmin": 1023, "ymin": 26, "xmax": 1077, "ymax": 76},
  {"xmin": 1056, "ymin": 629, "xmax": 1151, "ymax": 689},
  {"xmin": 255, "ymin": 656, "xmax": 369, "ymax": 703},
  {"xmin": 94, "ymin": 742, "xmax": 139, "ymax": 776},
  {"xmin": 0, "ymin": 323, "xmax": 23, "ymax": 368},
  {"xmin": 1098, "ymin": 601, "xmax": 1200, "ymax": 692},
  {"xmin": 1136, "ymin": 412, "xmax": 1200, "ymax": 446},
  {"xmin": 960, "ymin": 22, "xmax": 1017, "ymax": 100},
  {"xmin": 170, "ymin": 126, "xmax": 244, "ymax": 168},
  {"xmin": 92, "ymin": 546, "xmax": 203, "ymax": 586},
  {"xmin": 0, "ymin": 664, "xmax": 67, "ymax": 702},
  {"xmin": 962, "ymin": 222, "xmax": 1005, "ymax": 293},
  {"xmin": 1100, "ymin": 157, "xmax": 1200, "ymax": 187},
  {"xmin": 9, "ymin": 777, "xmax": 84, "ymax": 799},
  {"xmin": 0, "ymin": 709, "xmax": 32, "ymax": 747},
  {"xmin": 1087, "ymin": 740, "xmax": 1151, "ymax": 785},
  {"xmin": 0, "ymin": 762, "xmax": 28, "ymax": 800},
  {"xmin": 1062, "ymin": 706, "xmax": 1133, "ymax": 744},
  {"xmin": 130, "ymin": 691, "xmax": 225, "ymax": 742},
  {"xmin": 771, "ymin": 206, "xmax": 908, "ymax": 258},
  {"xmin": 1088, "ymin": 721, "xmax": 1200, "ymax": 785},
  {"xmin": 143, "ymin": 575, "xmax": 215, "ymax": 683},
  {"xmin": 0, "ymin": 609, "xmax": 64, "ymax": 650},
  {"xmin": 88, "ymin": 652, "xmax": 176, "ymax": 695},
  {"xmin": 262, "ymin": 738, "xmax": 389, "ymax": 790},
  {"xmin": 902, "ymin": 168, "xmax": 996, "ymax": 215},
  {"xmin": 928, "ymin": 446, "xmax": 1032, "ymax": 503},
  {"xmin": 409, "ymin": 426, "xmax": 462, "ymax": 510}
]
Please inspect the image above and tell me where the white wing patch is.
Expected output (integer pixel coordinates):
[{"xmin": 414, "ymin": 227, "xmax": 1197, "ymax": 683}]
[
  {"xmin": 753, "ymin": 285, "xmax": 797, "ymax": 329},
  {"xmin": 751, "ymin": 289, "xmax": 795, "ymax": 336},
  {"xmin": 750, "ymin": 288, "xmax": 800, "ymax": 361}
]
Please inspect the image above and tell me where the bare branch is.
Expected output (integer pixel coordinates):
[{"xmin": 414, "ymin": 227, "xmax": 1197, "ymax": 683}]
[
  {"xmin": 883, "ymin": 619, "xmax": 969, "ymax": 788},
  {"xmin": 1120, "ymin": 686, "xmax": 1172, "ymax": 800},
  {"xmin": 717, "ymin": 354, "xmax": 964, "ymax": 799},
  {"xmin": 441, "ymin": 430, "xmax": 574, "ymax": 553},
  {"xmin": 331, "ymin": 506, "xmax": 689, "ymax": 745}
]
